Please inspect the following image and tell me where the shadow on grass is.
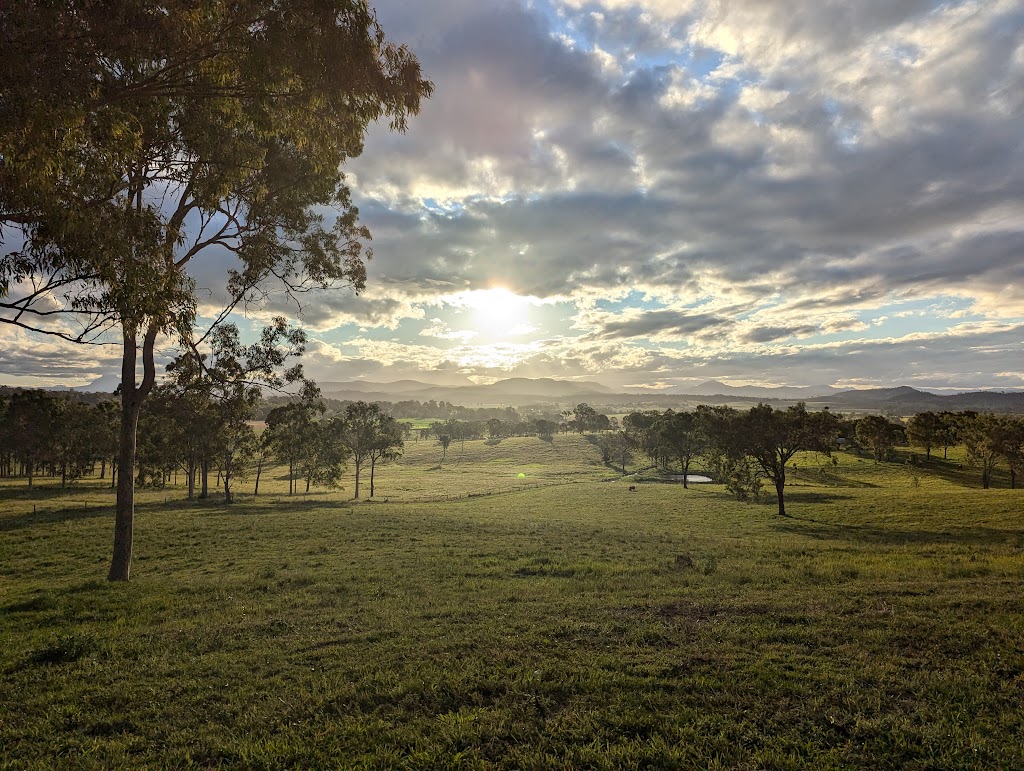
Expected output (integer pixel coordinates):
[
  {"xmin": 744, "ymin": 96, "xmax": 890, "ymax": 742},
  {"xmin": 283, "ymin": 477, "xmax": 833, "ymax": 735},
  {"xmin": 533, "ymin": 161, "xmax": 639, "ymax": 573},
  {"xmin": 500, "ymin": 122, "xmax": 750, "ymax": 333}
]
[
  {"xmin": 784, "ymin": 491, "xmax": 856, "ymax": 505},
  {"xmin": 0, "ymin": 488, "xmax": 362, "ymax": 531},
  {"xmin": 0, "ymin": 502, "xmax": 111, "ymax": 532},
  {"xmin": 775, "ymin": 518, "xmax": 1023, "ymax": 547},
  {"xmin": 133, "ymin": 493, "xmax": 356, "ymax": 522},
  {"xmin": 0, "ymin": 484, "xmax": 115, "ymax": 502}
]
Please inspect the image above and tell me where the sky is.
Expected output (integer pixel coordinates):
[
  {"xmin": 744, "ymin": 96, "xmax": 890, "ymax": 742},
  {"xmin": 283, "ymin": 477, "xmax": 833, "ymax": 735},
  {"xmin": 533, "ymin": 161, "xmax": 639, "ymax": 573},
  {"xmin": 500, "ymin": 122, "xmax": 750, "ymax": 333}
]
[{"xmin": 3, "ymin": 0, "xmax": 1024, "ymax": 393}]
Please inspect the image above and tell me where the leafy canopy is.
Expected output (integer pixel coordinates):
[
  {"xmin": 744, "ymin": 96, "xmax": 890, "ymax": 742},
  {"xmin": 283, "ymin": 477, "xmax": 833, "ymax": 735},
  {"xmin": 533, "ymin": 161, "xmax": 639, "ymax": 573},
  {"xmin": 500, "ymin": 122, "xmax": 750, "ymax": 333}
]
[{"xmin": 0, "ymin": 0, "xmax": 432, "ymax": 341}]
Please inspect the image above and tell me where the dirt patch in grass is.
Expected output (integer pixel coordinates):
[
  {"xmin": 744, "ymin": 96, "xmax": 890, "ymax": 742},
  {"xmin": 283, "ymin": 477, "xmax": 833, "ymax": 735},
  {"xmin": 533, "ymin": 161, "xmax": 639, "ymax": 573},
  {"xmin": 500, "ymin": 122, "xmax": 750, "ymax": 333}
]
[{"xmin": 657, "ymin": 600, "xmax": 720, "ymax": 621}]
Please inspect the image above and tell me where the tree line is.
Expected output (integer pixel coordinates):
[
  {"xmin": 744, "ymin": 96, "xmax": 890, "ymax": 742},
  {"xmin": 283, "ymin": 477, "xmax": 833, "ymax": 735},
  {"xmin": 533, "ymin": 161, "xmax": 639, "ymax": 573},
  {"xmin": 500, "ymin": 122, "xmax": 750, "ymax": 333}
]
[
  {"xmin": 0, "ymin": 320, "xmax": 405, "ymax": 502},
  {"xmin": 0, "ymin": 385, "xmax": 406, "ymax": 502},
  {"xmin": 616, "ymin": 405, "xmax": 1024, "ymax": 515},
  {"xmin": 5, "ymin": 392, "xmax": 1024, "ymax": 516}
]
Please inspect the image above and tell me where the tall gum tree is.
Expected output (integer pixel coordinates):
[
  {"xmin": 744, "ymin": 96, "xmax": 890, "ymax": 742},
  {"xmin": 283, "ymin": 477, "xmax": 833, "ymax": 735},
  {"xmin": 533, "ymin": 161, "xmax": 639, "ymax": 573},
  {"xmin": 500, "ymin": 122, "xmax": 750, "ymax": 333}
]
[{"xmin": 0, "ymin": 1, "xmax": 432, "ymax": 580}]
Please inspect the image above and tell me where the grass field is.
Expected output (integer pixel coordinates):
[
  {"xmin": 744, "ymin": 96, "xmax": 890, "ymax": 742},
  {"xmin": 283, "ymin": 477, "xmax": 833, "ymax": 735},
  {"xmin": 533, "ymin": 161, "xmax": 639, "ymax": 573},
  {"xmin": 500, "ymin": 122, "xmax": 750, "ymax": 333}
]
[{"xmin": 1, "ymin": 435, "xmax": 1023, "ymax": 768}]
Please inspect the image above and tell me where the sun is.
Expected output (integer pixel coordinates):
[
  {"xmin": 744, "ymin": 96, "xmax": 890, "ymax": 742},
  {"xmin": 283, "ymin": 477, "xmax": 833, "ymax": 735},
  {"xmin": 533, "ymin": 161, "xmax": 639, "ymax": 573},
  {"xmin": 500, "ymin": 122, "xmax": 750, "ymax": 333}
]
[{"xmin": 454, "ymin": 288, "xmax": 533, "ymax": 337}]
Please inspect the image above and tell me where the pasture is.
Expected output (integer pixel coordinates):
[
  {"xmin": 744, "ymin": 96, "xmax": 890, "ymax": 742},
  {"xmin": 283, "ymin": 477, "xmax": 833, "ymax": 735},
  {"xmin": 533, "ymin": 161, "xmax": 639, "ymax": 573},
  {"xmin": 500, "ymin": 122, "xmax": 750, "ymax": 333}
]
[{"xmin": 1, "ymin": 435, "xmax": 1022, "ymax": 768}]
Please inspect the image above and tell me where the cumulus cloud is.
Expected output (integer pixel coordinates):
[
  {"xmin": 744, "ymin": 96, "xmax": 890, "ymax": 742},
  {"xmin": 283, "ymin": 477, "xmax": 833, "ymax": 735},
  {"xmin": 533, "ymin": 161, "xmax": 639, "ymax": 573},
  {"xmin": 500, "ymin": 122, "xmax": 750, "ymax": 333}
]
[
  {"xmin": 741, "ymin": 324, "xmax": 819, "ymax": 343},
  {"xmin": 0, "ymin": 327, "xmax": 141, "ymax": 387},
  {"xmin": 4, "ymin": 0, "xmax": 1023, "ymax": 391},
  {"xmin": 420, "ymin": 319, "xmax": 479, "ymax": 342},
  {"xmin": 581, "ymin": 309, "xmax": 732, "ymax": 341}
]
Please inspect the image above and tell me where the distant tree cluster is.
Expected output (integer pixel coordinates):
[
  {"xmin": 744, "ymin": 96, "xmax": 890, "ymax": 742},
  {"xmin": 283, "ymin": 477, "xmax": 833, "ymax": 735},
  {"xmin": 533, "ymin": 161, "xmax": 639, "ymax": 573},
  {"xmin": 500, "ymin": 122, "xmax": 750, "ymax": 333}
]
[
  {"xmin": 899, "ymin": 410, "xmax": 1024, "ymax": 489},
  {"xmin": 0, "ymin": 391, "xmax": 118, "ymax": 487},
  {"xmin": 255, "ymin": 397, "xmax": 563, "ymax": 426},
  {"xmin": 620, "ymin": 406, "xmax": 1024, "ymax": 509},
  {"xmin": 0, "ymin": 383, "xmax": 406, "ymax": 503},
  {"xmin": 621, "ymin": 403, "xmax": 839, "ymax": 516},
  {"xmin": 137, "ymin": 390, "xmax": 405, "ymax": 501}
]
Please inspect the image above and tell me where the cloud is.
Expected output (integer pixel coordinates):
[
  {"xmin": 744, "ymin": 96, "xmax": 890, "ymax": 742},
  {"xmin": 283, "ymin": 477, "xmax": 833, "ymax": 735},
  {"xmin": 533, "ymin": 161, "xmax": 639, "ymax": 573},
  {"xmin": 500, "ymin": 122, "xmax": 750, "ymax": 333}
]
[
  {"xmin": 741, "ymin": 324, "xmax": 819, "ymax": 343},
  {"xmin": 347, "ymin": 0, "xmax": 1024, "ymax": 326},
  {"xmin": 420, "ymin": 319, "xmax": 479, "ymax": 342},
  {"xmin": 582, "ymin": 309, "xmax": 732, "ymax": 340},
  {"xmin": 4, "ymin": 0, "xmax": 1024, "ymax": 393},
  {"xmin": 0, "ymin": 328, "xmax": 132, "ymax": 387}
]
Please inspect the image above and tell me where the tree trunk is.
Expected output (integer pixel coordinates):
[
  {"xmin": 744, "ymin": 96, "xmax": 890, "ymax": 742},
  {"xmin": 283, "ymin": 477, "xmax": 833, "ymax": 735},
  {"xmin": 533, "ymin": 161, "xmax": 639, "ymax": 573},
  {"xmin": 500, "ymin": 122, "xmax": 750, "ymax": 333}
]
[
  {"xmin": 775, "ymin": 472, "xmax": 787, "ymax": 517},
  {"xmin": 100, "ymin": 458, "xmax": 106, "ymax": 479},
  {"xmin": 187, "ymin": 460, "xmax": 196, "ymax": 500},
  {"xmin": 682, "ymin": 457, "xmax": 690, "ymax": 489},
  {"xmin": 354, "ymin": 460, "xmax": 361, "ymax": 499},
  {"xmin": 200, "ymin": 458, "xmax": 209, "ymax": 498},
  {"xmin": 254, "ymin": 457, "xmax": 263, "ymax": 496},
  {"xmin": 27, "ymin": 461, "xmax": 33, "ymax": 489},
  {"xmin": 108, "ymin": 324, "xmax": 157, "ymax": 582},
  {"xmin": 370, "ymin": 457, "xmax": 376, "ymax": 498},
  {"xmin": 223, "ymin": 455, "xmax": 232, "ymax": 504}
]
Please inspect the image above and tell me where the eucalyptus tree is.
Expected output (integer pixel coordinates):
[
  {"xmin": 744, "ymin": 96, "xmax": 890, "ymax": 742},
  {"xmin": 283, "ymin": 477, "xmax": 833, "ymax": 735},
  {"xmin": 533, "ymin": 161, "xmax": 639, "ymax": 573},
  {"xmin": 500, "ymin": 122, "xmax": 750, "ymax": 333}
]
[
  {"xmin": 368, "ymin": 413, "xmax": 404, "ymax": 497},
  {"xmin": 265, "ymin": 387, "xmax": 324, "ymax": 496},
  {"xmin": 937, "ymin": 411, "xmax": 960, "ymax": 459},
  {"xmin": 573, "ymin": 403, "xmax": 600, "ymax": 433},
  {"xmin": 4, "ymin": 390, "xmax": 58, "ymax": 488},
  {"xmin": 604, "ymin": 431, "xmax": 635, "ymax": 474},
  {"xmin": 700, "ymin": 405, "xmax": 763, "ymax": 503},
  {"xmin": 533, "ymin": 419, "xmax": 558, "ymax": 442},
  {"xmin": 135, "ymin": 389, "xmax": 189, "ymax": 488},
  {"xmin": 623, "ymin": 410, "xmax": 666, "ymax": 468},
  {"xmin": 251, "ymin": 429, "xmax": 274, "ymax": 497},
  {"xmin": 856, "ymin": 415, "xmax": 903, "ymax": 462},
  {"xmin": 153, "ymin": 383, "xmax": 210, "ymax": 499},
  {"xmin": 94, "ymin": 400, "xmax": 122, "ymax": 484},
  {"xmin": 336, "ymin": 401, "xmax": 402, "ymax": 498},
  {"xmin": 0, "ymin": 397, "xmax": 11, "ymax": 478},
  {"xmin": 960, "ymin": 413, "xmax": 1003, "ymax": 489},
  {"xmin": 167, "ymin": 319, "xmax": 307, "ymax": 503},
  {"xmin": 906, "ymin": 411, "xmax": 944, "ymax": 460},
  {"xmin": 487, "ymin": 418, "xmax": 507, "ymax": 440},
  {"xmin": 296, "ymin": 417, "xmax": 347, "ymax": 494},
  {"xmin": 63, "ymin": 401, "xmax": 104, "ymax": 484},
  {"xmin": 655, "ymin": 410, "xmax": 707, "ymax": 488},
  {"xmin": 740, "ymin": 404, "xmax": 839, "ymax": 517},
  {"xmin": 0, "ymin": 1, "xmax": 430, "ymax": 580},
  {"xmin": 992, "ymin": 417, "xmax": 1024, "ymax": 489}
]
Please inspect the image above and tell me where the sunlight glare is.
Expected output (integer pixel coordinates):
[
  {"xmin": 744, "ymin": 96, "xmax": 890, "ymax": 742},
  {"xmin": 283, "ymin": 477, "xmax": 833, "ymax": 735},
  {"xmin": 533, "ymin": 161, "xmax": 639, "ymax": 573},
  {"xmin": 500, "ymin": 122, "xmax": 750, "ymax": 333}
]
[{"xmin": 454, "ymin": 288, "xmax": 532, "ymax": 336}]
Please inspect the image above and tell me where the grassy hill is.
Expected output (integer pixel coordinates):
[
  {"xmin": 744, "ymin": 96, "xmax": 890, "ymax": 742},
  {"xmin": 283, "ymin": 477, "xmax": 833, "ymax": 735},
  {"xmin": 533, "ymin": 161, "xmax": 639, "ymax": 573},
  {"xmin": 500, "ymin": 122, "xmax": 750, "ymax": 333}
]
[{"xmin": 1, "ymin": 439, "xmax": 1022, "ymax": 768}]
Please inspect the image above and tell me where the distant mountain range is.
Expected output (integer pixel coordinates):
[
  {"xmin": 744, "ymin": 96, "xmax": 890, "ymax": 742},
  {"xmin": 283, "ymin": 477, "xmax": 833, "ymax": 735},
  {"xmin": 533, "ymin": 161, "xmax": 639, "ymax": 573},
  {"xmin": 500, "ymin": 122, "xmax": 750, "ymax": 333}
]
[
  {"xmin": 10, "ymin": 376, "xmax": 1024, "ymax": 414},
  {"xmin": 313, "ymin": 379, "xmax": 1024, "ymax": 413},
  {"xmin": 317, "ymin": 377, "xmax": 613, "ymax": 405},
  {"xmin": 807, "ymin": 386, "xmax": 1024, "ymax": 414},
  {"xmin": 636, "ymin": 380, "xmax": 841, "ymax": 399}
]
